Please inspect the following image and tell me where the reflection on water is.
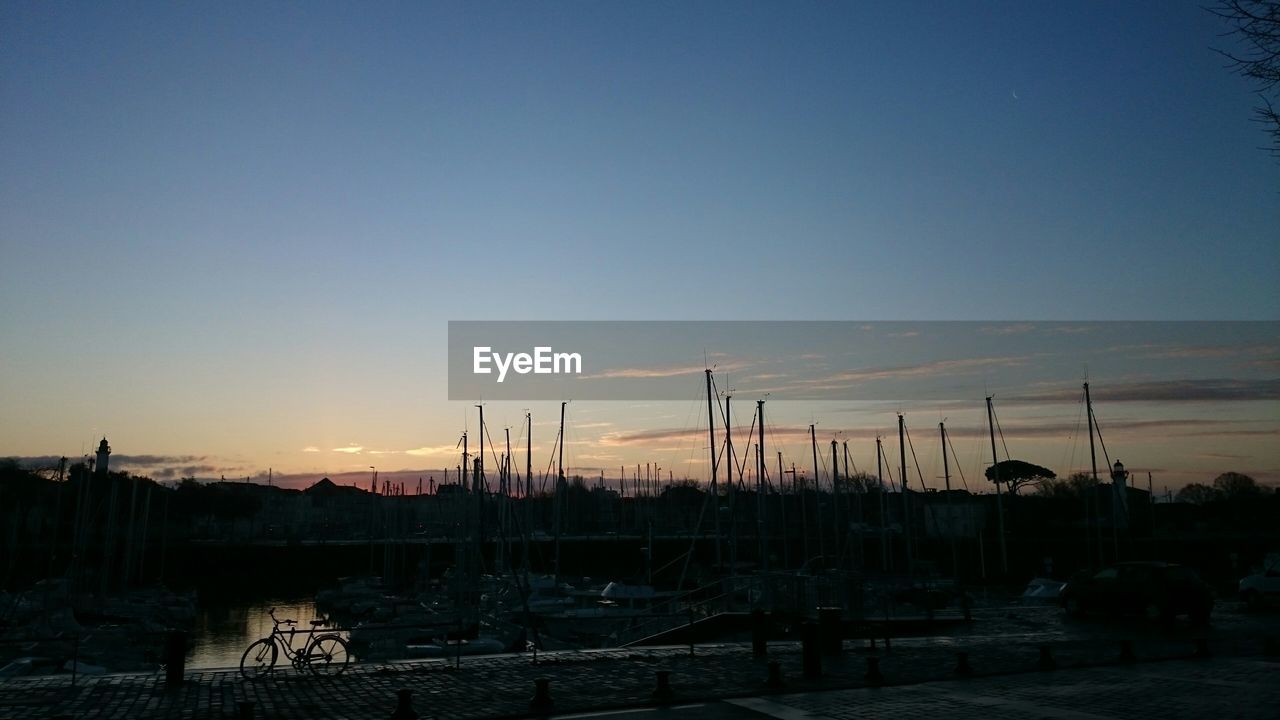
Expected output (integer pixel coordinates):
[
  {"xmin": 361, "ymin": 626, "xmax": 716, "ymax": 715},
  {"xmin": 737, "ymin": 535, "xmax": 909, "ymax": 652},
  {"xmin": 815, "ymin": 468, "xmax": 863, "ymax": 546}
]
[{"xmin": 189, "ymin": 596, "xmax": 326, "ymax": 669}]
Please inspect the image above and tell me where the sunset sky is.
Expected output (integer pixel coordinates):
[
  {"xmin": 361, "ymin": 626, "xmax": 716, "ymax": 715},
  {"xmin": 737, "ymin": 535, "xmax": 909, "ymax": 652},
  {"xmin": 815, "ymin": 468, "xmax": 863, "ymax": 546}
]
[{"xmin": 2, "ymin": 2, "xmax": 1277, "ymax": 494}]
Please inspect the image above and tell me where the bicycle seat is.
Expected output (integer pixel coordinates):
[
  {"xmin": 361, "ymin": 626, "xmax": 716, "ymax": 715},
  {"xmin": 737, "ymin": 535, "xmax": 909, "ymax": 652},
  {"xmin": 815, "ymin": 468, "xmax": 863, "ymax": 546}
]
[
  {"xmin": 281, "ymin": 619, "xmax": 297, "ymax": 625},
  {"xmin": 309, "ymin": 619, "xmax": 326, "ymax": 626}
]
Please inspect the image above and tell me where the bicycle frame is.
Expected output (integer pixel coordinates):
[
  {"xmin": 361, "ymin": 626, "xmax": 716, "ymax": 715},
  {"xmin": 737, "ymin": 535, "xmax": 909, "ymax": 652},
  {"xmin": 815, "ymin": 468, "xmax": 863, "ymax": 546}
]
[{"xmin": 241, "ymin": 608, "xmax": 350, "ymax": 678}]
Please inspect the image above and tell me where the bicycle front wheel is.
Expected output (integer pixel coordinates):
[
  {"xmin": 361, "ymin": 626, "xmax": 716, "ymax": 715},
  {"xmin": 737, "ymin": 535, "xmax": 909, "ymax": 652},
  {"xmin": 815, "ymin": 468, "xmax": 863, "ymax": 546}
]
[
  {"xmin": 240, "ymin": 638, "xmax": 278, "ymax": 680},
  {"xmin": 306, "ymin": 634, "xmax": 351, "ymax": 676}
]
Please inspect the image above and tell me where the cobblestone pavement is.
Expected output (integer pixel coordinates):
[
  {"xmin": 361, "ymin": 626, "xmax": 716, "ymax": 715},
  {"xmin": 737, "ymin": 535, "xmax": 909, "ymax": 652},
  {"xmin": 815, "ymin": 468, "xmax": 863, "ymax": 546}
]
[
  {"xmin": 720, "ymin": 658, "xmax": 1278, "ymax": 720},
  {"xmin": 2, "ymin": 608, "xmax": 1276, "ymax": 719}
]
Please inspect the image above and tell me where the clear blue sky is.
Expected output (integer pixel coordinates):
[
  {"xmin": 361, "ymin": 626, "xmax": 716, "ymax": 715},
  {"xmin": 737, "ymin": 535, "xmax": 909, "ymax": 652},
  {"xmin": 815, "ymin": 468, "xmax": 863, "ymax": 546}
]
[{"xmin": 1, "ymin": 2, "xmax": 1276, "ymax": 483}]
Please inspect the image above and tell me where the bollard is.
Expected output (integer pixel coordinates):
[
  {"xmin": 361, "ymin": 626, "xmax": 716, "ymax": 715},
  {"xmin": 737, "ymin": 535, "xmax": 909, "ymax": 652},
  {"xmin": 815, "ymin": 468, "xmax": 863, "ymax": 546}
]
[
  {"xmin": 868, "ymin": 636, "xmax": 876, "ymax": 651},
  {"xmin": 1118, "ymin": 640, "xmax": 1136, "ymax": 663},
  {"xmin": 390, "ymin": 689, "xmax": 418, "ymax": 720},
  {"xmin": 1038, "ymin": 645, "xmax": 1056, "ymax": 671},
  {"xmin": 165, "ymin": 630, "xmax": 187, "ymax": 688},
  {"xmin": 954, "ymin": 651, "xmax": 972, "ymax": 677},
  {"xmin": 1194, "ymin": 639, "xmax": 1211, "ymax": 659},
  {"xmin": 651, "ymin": 670, "xmax": 675, "ymax": 705},
  {"xmin": 961, "ymin": 591, "xmax": 972, "ymax": 622},
  {"xmin": 529, "ymin": 677, "xmax": 553, "ymax": 714},
  {"xmin": 864, "ymin": 656, "xmax": 883, "ymax": 685},
  {"xmin": 883, "ymin": 636, "xmax": 891, "ymax": 652},
  {"xmin": 818, "ymin": 607, "xmax": 842, "ymax": 655},
  {"xmin": 765, "ymin": 660, "xmax": 784, "ymax": 689},
  {"xmin": 801, "ymin": 621, "xmax": 822, "ymax": 678},
  {"xmin": 237, "ymin": 701, "xmax": 255, "ymax": 720},
  {"xmin": 751, "ymin": 609, "xmax": 768, "ymax": 658}
]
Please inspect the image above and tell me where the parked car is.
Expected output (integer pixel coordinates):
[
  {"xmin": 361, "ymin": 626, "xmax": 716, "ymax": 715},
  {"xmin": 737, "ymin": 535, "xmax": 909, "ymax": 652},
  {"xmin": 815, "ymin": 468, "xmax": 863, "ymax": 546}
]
[
  {"xmin": 1238, "ymin": 554, "xmax": 1280, "ymax": 611},
  {"xmin": 1060, "ymin": 561, "xmax": 1213, "ymax": 624}
]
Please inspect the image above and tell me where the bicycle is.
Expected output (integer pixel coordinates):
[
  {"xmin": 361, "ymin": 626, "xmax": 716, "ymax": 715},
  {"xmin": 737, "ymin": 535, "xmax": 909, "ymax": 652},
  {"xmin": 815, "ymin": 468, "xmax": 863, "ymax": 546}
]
[{"xmin": 240, "ymin": 608, "xmax": 351, "ymax": 679}]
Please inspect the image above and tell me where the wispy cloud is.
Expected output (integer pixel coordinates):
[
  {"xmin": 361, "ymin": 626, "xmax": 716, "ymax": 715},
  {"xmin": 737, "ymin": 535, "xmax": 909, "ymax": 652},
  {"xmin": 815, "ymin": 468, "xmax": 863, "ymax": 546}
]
[
  {"xmin": 332, "ymin": 445, "xmax": 364, "ymax": 454},
  {"xmin": 405, "ymin": 445, "xmax": 461, "ymax": 457},
  {"xmin": 302, "ymin": 446, "xmax": 320, "ymax": 453},
  {"xmin": 1200, "ymin": 428, "xmax": 1280, "ymax": 437},
  {"xmin": 980, "ymin": 323, "xmax": 1037, "ymax": 335},
  {"xmin": 582, "ymin": 365, "xmax": 705, "ymax": 379},
  {"xmin": 909, "ymin": 418, "xmax": 1272, "ymax": 442},
  {"xmin": 3, "ymin": 454, "xmax": 247, "ymax": 482},
  {"xmin": 1004, "ymin": 378, "xmax": 1280, "ymax": 405},
  {"xmin": 581, "ymin": 359, "xmax": 750, "ymax": 380},
  {"xmin": 1243, "ymin": 358, "xmax": 1280, "ymax": 371},
  {"xmin": 108, "ymin": 454, "xmax": 234, "ymax": 480},
  {"xmin": 742, "ymin": 373, "xmax": 789, "ymax": 382},
  {"xmin": 114, "ymin": 454, "xmax": 208, "ymax": 466},
  {"xmin": 600, "ymin": 425, "xmax": 824, "ymax": 447},
  {"xmin": 1109, "ymin": 343, "xmax": 1278, "ymax": 361},
  {"xmin": 776, "ymin": 356, "xmax": 1033, "ymax": 391}
]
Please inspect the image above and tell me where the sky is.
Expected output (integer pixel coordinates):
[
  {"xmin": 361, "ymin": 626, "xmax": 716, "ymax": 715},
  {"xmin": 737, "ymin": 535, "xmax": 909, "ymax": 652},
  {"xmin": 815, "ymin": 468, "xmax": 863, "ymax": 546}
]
[{"xmin": 1, "ymin": 2, "xmax": 1277, "ymax": 493}]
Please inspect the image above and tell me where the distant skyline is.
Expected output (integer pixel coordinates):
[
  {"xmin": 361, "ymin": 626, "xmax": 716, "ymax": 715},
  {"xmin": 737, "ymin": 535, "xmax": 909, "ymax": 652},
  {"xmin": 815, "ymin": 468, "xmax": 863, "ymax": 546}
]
[
  {"xmin": 2, "ymin": 3, "xmax": 1277, "ymax": 493},
  {"xmin": 8, "ymin": 322, "xmax": 1277, "ymax": 494}
]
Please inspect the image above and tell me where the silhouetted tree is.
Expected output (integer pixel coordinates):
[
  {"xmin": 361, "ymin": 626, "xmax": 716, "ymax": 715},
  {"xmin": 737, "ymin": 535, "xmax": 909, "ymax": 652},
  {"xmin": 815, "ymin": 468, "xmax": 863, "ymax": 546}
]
[
  {"xmin": 1212, "ymin": 471, "xmax": 1263, "ymax": 499},
  {"xmin": 842, "ymin": 471, "xmax": 884, "ymax": 493},
  {"xmin": 1067, "ymin": 471, "xmax": 1099, "ymax": 495},
  {"xmin": 985, "ymin": 459, "xmax": 1056, "ymax": 495},
  {"xmin": 1039, "ymin": 471, "xmax": 1101, "ymax": 498},
  {"xmin": 1034, "ymin": 477, "xmax": 1074, "ymax": 498},
  {"xmin": 1176, "ymin": 482, "xmax": 1220, "ymax": 504},
  {"xmin": 1211, "ymin": 1, "xmax": 1280, "ymax": 157}
]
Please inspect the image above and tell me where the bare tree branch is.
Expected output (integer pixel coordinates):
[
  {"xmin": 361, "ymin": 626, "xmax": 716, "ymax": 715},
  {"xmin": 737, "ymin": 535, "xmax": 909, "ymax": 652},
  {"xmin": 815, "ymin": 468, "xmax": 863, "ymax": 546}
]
[{"xmin": 1211, "ymin": 1, "xmax": 1280, "ymax": 157}]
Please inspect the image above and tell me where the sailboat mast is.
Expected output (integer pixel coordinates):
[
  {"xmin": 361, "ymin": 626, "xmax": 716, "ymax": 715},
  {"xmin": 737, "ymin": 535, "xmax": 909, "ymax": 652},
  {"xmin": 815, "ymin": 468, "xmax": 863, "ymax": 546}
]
[
  {"xmin": 986, "ymin": 396, "xmax": 1008, "ymax": 575},
  {"xmin": 477, "ymin": 405, "xmax": 485, "ymax": 489},
  {"xmin": 477, "ymin": 405, "xmax": 485, "ymax": 561},
  {"xmin": 757, "ymin": 399, "xmax": 767, "ymax": 571},
  {"xmin": 524, "ymin": 411, "xmax": 532, "ymax": 573},
  {"xmin": 1085, "ymin": 382, "xmax": 1102, "ymax": 566},
  {"xmin": 777, "ymin": 450, "xmax": 788, "ymax": 570},
  {"xmin": 725, "ymin": 393, "xmax": 736, "ymax": 574},
  {"xmin": 504, "ymin": 427, "xmax": 512, "ymax": 497},
  {"xmin": 554, "ymin": 400, "xmax": 565, "ymax": 581},
  {"xmin": 831, "ymin": 439, "xmax": 841, "ymax": 569},
  {"xmin": 941, "ymin": 421, "xmax": 957, "ymax": 577},
  {"xmin": 876, "ymin": 437, "xmax": 887, "ymax": 570},
  {"xmin": 898, "ymin": 414, "xmax": 912, "ymax": 571},
  {"xmin": 705, "ymin": 368, "xmax": 721, "ymax": 570},
  {"xmin": 844, "ymin": 440, "xmax": 861, "ymax": 569},
  {"xmin": 503, "ymin": 426, "xmax": 512, "ymax": 568},
  {"xmin": 810, "ymin": 424, "xmax": 824, "ymax": 567}
]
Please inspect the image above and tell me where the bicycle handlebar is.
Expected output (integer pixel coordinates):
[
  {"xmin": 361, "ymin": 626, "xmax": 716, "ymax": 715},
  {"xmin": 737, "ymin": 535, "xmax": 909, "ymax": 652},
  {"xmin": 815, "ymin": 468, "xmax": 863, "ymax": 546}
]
[{"xmin": 268, "ymin": 608, "xmax": 298, "ymax": 626}]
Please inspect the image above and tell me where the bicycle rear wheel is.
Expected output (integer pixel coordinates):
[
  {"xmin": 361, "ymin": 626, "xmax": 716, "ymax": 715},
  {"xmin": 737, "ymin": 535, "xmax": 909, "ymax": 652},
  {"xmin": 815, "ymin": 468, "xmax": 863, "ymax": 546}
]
[
  {"xmin": 306, "ymin": 634, "xmax": 351, "ymax": 676},
  {"xmin": 240, "ymin": 638, "xmax": 278, "ymax": 680}
]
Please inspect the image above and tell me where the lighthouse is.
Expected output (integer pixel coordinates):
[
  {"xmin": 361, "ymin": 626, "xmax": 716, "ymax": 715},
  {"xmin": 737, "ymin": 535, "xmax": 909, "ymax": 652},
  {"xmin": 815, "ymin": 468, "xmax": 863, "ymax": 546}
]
[{"xmin": 95, "ymin": 437, "xmax": 111, "ymax": 477}]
